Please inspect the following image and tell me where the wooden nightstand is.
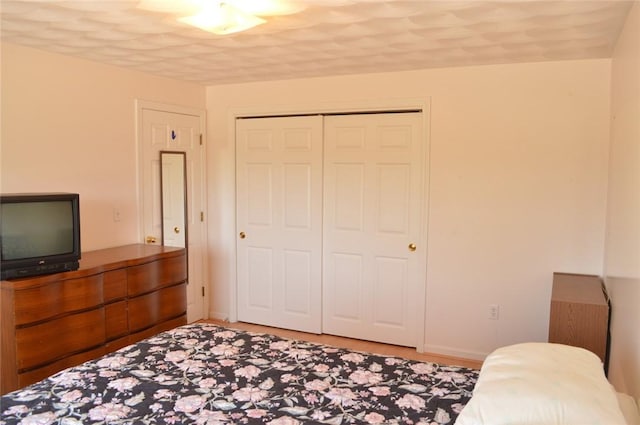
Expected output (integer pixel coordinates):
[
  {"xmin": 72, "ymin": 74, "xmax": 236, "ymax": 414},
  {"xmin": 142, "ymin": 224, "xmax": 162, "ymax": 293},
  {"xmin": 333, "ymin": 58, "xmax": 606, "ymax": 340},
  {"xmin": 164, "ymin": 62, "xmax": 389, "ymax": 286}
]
[{"xmin": 548, "ymin": 272, "xmax": 610, "ymax": 370}]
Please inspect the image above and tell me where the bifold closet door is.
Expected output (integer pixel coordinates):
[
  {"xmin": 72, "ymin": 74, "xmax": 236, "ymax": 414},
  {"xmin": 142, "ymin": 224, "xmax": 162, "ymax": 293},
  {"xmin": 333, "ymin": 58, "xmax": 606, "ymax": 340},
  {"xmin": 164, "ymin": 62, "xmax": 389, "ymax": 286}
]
[
  {"xmin": 322, "ymin": 112, "xmax": 426, "ymax": 347},
  {"xmin": 236, "ymin": 116, "xmax": 323, "ymax": 333}
]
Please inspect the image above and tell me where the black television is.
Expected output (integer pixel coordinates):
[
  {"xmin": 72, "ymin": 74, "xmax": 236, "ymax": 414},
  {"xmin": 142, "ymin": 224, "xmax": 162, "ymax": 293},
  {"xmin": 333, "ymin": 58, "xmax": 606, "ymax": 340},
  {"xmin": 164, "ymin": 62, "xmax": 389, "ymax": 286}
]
[{"xmin": 1, "ymin": 193, "xmax": 81, "ymax": 280}]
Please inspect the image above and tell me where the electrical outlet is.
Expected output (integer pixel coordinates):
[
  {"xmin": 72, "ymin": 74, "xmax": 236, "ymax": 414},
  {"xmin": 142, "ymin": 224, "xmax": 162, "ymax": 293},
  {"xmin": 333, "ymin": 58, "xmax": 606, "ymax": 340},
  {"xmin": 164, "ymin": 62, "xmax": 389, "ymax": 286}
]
[{"xmin": 489, "ymin": 304, "xmax": 500, "ymax": 320}]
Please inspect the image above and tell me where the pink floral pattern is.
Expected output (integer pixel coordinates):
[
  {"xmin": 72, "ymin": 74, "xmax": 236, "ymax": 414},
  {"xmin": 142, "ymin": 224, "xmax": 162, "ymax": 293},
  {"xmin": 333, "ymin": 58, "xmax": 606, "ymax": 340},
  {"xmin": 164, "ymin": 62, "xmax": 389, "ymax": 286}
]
[{"xmin": 0, "ymin": 324, "xmax": 477, "ymax": 424}]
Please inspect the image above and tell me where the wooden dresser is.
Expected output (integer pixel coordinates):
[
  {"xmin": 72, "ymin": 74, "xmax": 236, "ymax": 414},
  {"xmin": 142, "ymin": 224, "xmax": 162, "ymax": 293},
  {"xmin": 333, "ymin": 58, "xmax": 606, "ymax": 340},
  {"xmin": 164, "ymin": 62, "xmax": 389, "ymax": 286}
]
[
  {"xmin": 1, "ymin": 244, "xmax": 187, "ymax": 395},
  {"xmin": 548, "ymin": 272, "xmax": 610, "ymax": 367}
]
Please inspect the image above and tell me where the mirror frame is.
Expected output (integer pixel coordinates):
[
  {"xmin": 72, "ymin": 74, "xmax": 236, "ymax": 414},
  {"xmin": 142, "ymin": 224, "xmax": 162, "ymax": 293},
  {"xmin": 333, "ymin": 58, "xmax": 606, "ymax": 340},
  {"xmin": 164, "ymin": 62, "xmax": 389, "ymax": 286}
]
[{"xmin": 159, "ymin": 150, "xmax": 188, "ymax": 250}]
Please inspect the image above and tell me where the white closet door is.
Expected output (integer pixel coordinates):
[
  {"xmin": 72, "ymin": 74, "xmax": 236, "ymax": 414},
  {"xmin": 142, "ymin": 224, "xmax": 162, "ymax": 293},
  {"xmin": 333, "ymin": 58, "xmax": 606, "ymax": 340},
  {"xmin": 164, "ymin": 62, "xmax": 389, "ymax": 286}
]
[
  {"xmin": 323, "ymin": 112, "xmax": 426, "ymax": 347},
  {"xmin": 236, "ymin": 116, "xmax": 323, "ymax": 333}
]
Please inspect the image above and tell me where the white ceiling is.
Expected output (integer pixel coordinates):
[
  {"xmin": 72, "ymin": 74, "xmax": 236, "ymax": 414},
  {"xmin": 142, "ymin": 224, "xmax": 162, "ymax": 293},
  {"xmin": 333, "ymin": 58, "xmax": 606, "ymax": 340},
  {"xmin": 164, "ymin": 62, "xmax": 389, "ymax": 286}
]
[{"xmin": 0, "ymin": 1, "xmax": 634, "ymax": 86}]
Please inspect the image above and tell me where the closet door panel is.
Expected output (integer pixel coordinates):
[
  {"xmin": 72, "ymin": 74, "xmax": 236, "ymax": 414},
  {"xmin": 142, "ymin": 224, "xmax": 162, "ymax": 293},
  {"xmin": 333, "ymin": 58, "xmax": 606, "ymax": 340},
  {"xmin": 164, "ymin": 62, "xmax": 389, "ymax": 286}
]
[
  {"xmin": 236, "ymin": 116, "xmax": 323, "ymax": 333},
  {"xmin": 323, "ymin": 112, "xmax": 425, "ymax": 347},
  {"xmin": 246, "ymin": 164, "xmax": 273, "ymax": 226},
  {"xmin": 283, "ymin": 164, "xmax": 312, "ymax": 229},
  {"xmin": 330, "ymin": 252, "xmax": 363, "ymax": 322},
  {"xmin": 283, "ymin": 249, "xmax": 313, "ymax": 315},
  {"xmin": 333, "ymin": 164, "xmax": 365, "ymax": 231},
  {"xmin": 247, "ymin": 247, "xmax": 273, "ymax": 310},
  {"xmin": 377, "ymin": 164, "xmax": 410, "ymax": 234},
  {"xmin": 373, "ymin": 256, "xmax": 408, "ymax": 327}
]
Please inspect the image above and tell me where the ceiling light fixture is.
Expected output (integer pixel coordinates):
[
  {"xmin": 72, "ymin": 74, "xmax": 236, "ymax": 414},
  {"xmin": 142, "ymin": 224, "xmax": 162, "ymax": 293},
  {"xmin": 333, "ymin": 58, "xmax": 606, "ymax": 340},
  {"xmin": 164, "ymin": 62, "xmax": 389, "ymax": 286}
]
[
  {"xmin": 178, "ymin": 1, "xmax": 266, "ymax": 35},
  {"xmin": 137, "ymin": 0, "xmax": 303, "ymax": 36}
]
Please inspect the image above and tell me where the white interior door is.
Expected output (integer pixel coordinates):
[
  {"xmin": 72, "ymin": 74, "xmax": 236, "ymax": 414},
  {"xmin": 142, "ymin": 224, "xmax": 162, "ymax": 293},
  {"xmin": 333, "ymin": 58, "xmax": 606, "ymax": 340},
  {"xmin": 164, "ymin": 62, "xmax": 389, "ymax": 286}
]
[
  {"xmin": 322, "ymin": 112, "xmax": 426, "ymax": 347},
  {"xmin": 140, "ymin": 105, "xmax": 206, "ymax": 322},
  {"xmin": 236, "ymin": 115, "xmax": 323, "ymax": 333}
]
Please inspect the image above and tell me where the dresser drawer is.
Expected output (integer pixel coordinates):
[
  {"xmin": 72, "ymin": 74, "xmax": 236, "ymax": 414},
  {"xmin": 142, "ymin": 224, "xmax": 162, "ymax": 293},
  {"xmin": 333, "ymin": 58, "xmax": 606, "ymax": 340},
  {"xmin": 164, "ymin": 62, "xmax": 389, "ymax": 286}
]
[
  {"xmin": 13, "ymin": 274, "xmax": 104, "ymax": 326},
  {"xmin": 128, "ymin": 283, "xmax": 187, "ymax": 332},
  {"xmin": 105, "ymin": 300, "xmax": 128, "ymax": 341},
  {"xmin": 16, "ymin": 308, "xmax": 106, "ymax": 371},
  {"xmin": 127, "ymin": 255, "xmax": 186, "ymax": 296},
  {"xmin": 103, "ymin": 269, "xmax": 127, "ymax": 302},
  {"xmin": 18, "ymin": 346, "xmax": 106, "ymax": 389},
  {"xmin": 129, "ymin": 315, "xmax": 187, "ymax": 345}
]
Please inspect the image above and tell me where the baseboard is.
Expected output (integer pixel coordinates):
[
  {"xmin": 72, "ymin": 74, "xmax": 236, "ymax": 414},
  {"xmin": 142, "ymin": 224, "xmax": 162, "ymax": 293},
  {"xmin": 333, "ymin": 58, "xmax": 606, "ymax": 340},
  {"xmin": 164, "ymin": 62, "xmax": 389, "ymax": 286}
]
[
  {"xmin": 208, "ymin": 311, "xmax": 228, "ymax": 321},
  {"xmin": 422, "ymin": 344, "xmax": 488, "ymax": 362}
]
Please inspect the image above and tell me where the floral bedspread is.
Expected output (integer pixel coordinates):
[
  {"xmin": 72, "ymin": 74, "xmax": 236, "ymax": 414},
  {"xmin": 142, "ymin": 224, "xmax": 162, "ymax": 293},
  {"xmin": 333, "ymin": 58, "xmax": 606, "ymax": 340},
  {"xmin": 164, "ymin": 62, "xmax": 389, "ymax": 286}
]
[{"xmin": 0, "ymin": 323, "xmax": 478, "ymax": 424}]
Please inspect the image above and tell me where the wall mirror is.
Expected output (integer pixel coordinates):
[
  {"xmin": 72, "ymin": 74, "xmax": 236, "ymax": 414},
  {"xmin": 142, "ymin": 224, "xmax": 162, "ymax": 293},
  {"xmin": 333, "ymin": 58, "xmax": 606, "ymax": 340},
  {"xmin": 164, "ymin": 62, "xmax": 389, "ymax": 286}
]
[{"xmin": 160, "ymin": 151, "xmax": 188, "ymax": 249}]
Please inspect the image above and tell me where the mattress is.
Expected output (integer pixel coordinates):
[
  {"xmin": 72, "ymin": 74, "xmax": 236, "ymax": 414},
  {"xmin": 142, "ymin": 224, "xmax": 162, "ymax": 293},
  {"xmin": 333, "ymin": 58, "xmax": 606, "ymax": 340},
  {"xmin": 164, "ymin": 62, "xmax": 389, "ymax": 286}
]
[{"xmin": 0, "ymin": 323, "xmax": 478, "ymax": 424}]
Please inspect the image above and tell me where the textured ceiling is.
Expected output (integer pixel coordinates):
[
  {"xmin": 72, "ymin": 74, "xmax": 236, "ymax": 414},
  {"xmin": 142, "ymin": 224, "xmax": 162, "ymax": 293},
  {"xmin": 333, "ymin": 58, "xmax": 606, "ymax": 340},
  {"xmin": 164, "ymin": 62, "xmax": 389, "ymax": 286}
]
[{"xmin": 0, "ymin": 1, "xmax": 634, "ymax": 86}]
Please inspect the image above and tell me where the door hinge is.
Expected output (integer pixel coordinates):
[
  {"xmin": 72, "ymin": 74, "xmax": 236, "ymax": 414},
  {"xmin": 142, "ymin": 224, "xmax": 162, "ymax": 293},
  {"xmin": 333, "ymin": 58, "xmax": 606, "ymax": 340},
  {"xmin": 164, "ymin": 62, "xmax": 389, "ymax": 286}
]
[
  {"xmin": 201, "ymin": 286, "xmax": 205, "ymax": 297},
  {"xmin": 200, "ymin": 211, "xmax": 204, "ymax": 222},
  {"xmin": 199, "ymin": 134, "xmax": 203, "ymax": 145}
]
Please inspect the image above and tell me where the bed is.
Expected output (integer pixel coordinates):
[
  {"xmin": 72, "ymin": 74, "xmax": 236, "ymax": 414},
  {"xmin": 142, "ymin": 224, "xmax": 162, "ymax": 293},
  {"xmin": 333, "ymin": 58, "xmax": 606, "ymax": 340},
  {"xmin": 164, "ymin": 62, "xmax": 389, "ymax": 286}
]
[
  {"xmin": 0, "ymin": 323, "xmax": 478, "ymax": 424},
  {"xmin": 2, "ymin": 323, "xmax": 637, "ymax": 425},
  {"xmin": 454, "ymin": 342, "xmax": 635, "ymax": 425}
]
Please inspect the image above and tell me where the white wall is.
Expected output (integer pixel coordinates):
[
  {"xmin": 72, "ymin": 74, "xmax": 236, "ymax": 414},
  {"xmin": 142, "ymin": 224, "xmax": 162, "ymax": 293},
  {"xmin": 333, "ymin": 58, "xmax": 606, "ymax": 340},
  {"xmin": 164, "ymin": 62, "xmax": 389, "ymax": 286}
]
[
  {"xmin": 1, "ymin": 43, "xmax": 205, "ymax": 251},
  {"xmin": 1, "ymin": 41, "xmax": 619, "ymax": 365},
  {"xmin": 605, "ymin": 2, "xmax": 640, "ymax": 402},
  {"xmin": 206, "ymin": 59, "xmax": 611, "ymax": 358}
]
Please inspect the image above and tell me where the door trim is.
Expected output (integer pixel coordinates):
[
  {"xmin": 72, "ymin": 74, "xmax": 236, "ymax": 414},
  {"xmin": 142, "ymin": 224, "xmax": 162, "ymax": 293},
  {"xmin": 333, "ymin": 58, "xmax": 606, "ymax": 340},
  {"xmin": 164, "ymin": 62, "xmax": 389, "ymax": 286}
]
[
  {"xmin": 228, "ymin": 97, "xmax": 431, "ymax": 351},
  {"xmin": 134, "ymin": 99, "xmax": 209, "ymax": 319}
]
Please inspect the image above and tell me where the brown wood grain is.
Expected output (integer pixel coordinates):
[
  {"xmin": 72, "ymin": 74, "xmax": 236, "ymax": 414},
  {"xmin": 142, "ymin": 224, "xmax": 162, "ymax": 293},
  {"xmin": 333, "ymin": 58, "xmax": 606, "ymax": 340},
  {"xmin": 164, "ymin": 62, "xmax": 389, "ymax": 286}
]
[
  {"xmin": 128, "ymin": 283, "xmax": 187, "ymax": 332},
  {"xmin": 17, "ymin": 346, "xmax": 106, "ymax": 389},
  {"xmin": 105, "ymin": 335, "xmax": 130, "ymax": 353},
  {"xmin": 103, "ymin": 269, "xmax": 127, "ymax": 302},
  {"xmin": 1, "ymin": 286, "xmax": 18, "ymax": 394},
  {"xmin": 548, "ymin": 272, "xmax": 609, "ymax": 362},
  {"xmin": 13, "ymin": 274, "xmax": 103, "ymax": 326},
  {"xmin": 127, "ymin": 255, "xmax": 187, "ymax": 296},
  {"xmin": 105, "ymin": 300, "xmax": 128, "ymax": 341},
  {"xmin": 128, "ymin": 315, "xmax": 187, "ymax": 343},
  {"xmin": 15, "ymin": 308, "xmax": 106, "ymax": 371},
  {"xmin": 1, "ymin": 244, "xmax": 187, "ymax": 395}
]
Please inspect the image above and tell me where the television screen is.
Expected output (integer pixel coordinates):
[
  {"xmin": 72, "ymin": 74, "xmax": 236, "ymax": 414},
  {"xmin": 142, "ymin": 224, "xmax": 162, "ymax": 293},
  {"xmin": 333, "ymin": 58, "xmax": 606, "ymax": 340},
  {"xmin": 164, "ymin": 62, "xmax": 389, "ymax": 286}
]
[
  {"xmin": 1, "ymin": 201, "xmax": 75, "ymax": 260},
  {"xmin": 0, "ymin": 193, "xmax": 80, "ymax": 280}
]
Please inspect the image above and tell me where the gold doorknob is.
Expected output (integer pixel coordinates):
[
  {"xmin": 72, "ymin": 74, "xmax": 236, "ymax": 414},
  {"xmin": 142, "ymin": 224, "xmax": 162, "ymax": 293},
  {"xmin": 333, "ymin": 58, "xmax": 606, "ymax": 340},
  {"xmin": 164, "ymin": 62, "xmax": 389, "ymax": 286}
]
[
  {"xmin": 146, "ymin": 236, "xmax": 157, "ymax": 244},
  {"xmin": 239, "ymin": 232, "xmax": 246, "ymax": 239},
  {"xmin": 408, "ymin": 243, "xmax": 417, "ymax": 252},
  {"xmin": 174, "ymin": 227, "xmax": 180, "ymax": 234}
]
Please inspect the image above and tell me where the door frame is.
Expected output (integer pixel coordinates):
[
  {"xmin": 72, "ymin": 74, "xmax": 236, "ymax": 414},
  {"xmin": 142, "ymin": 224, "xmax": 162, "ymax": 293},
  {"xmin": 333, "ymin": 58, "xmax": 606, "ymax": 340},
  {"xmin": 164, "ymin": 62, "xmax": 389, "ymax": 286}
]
[
  {"xmin": 134, "ymin": 99, "xmax": 209, "ymax": 320},
  {"xmin": 228, "ymin": 97, "xmax": 431, "ymax": 351}
]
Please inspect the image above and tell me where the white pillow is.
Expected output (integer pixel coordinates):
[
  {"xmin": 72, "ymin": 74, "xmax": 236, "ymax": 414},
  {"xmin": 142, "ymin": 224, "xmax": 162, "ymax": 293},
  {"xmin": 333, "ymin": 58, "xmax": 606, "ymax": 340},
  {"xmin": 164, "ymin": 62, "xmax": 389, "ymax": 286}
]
[
  {"xmin": 617, "ymin": 392, "xmax": 640, "ymax": 425},
  {"xmin": 455, "ymin": 342, "xmax": 627, "ymax": 425}
]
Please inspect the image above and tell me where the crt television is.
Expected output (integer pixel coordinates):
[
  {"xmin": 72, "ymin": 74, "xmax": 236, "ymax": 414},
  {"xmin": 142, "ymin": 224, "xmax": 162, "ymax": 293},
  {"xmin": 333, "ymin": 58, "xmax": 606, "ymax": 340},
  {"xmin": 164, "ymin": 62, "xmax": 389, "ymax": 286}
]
[{"xmin": 1, "ymin": 193, "xmax": 81, "ymax": 280}]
